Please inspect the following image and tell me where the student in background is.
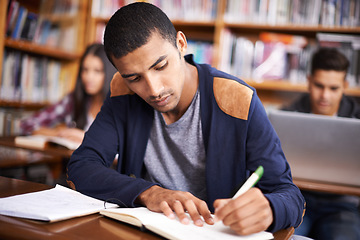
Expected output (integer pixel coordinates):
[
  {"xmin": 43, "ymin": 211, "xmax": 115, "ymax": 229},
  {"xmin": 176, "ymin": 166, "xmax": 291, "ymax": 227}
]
[
  {"xmin": 283, "ymin": 47, "xmax": 360, "ymax": 118},
  {"xmin": 282, "ymin": 47, "xmax": 360, "ymax": 240},
  {"xmin": 67, "ymin": 2, "xmax": 304, "ymax": 236},
  {"xmin": 20, "ymin": 43, "xmax": 117, "ymax": 144}
]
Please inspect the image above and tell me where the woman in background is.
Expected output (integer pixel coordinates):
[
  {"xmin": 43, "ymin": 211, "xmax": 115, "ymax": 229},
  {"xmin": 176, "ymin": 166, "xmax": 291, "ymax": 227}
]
[{"xmin": 20, "ymin": 43, "xmax": 117, "ymax": 144}]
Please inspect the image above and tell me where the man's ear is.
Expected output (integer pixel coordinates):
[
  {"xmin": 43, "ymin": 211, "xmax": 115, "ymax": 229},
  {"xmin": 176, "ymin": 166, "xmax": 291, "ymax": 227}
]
[{"xmin": 176, "ymin": 31, "xmax": 187, "ymax": 56}]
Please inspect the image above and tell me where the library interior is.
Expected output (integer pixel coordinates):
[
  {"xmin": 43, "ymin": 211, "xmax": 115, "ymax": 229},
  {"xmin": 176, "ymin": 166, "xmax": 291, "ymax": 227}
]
[{"xmin": 0, "ymin": 1, "xmax": 359, "ymax": 240}]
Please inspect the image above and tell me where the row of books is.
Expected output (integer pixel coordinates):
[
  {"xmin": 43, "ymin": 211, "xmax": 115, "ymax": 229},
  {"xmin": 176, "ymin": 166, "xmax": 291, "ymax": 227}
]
[
  {"xmin": 1, "ymin": 49, "xmax": 71, "ymax": 104},
  {"xmin": 0, "ymin": 108, "xmax": 27, "ymax": 137},
  {"xmin": 187, "ymin": 40, "xmax": 214, "ymax": 65},
  {"xmin": 219, "ymin": 30, "xmax": 360, "ymax": 87},
  {"xmin": 224, "ymin": 0, "xmax": 360, "ymax": 27},
  {"xmin": 39, "ymin": 0, "xmax": 80, "ymax": 16},
  {"xmin": 149, "ymin": 0, "xmax": 218, "ymax": 21},
  {"xmin": 91, "ymin": 0, "xmax": 132, "ymax": 17},
  {"xmin": 91, "ymin": 0, "xmax": 218, "ymax": 21},
  {"xmin": 5, "ymin": 0, "xmax": 79, "ymax": 51}
]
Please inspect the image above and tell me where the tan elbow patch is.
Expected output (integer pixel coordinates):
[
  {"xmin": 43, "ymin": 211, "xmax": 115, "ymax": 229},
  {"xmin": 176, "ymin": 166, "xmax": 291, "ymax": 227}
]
[
  {"xmin": 66, "ymin": 180, "xmax": 76, "ymax": 190},
  {"xmin": 110, "ymin": 72, "xmax": 134, "ymax": 97},
  {"xmin": 66, "ymin": 171, "xmax": 76, "ymax": 190},
  {"xmin": 213, "ymin": 77, "xmax": 253, "ymax": 120}
]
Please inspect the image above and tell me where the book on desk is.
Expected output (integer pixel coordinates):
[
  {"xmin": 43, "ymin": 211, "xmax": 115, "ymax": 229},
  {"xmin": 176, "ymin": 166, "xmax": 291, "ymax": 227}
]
[
  {"xmin": 0, "ymin": 184, "xmax": 117, "ymax": 222},
  {"xmin": 14, "ymin": 134, "xmax": 80, "ymax": 150},
  {"xmin": 100, "ymin": 207, "xmax": 274, "ymax": 240}
]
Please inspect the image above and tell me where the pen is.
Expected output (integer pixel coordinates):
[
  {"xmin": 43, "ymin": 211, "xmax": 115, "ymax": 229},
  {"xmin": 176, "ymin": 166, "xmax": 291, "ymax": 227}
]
[{"xmin": 232, "ymin": 166, "xmax": 264, "ymax": 199}]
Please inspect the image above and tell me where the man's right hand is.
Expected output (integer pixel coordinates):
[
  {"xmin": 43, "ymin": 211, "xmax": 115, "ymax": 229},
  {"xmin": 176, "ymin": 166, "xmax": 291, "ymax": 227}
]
[{"xmin": 136, "ymin": 185, "xmax": 214, "ymax": 227}]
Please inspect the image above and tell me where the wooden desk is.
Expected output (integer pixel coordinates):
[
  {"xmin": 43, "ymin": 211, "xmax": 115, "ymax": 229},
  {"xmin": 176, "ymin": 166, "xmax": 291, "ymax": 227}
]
[
  {"xmin": 0, "ymin": 176, "xmax": 294, "ymax": 240},
  {"xmin": 0, "ymin": 136, "xmax": 73, "ymax": 182},
  {"xmin": 294, "ymin": 178, "xmax": 360, "ymax": 196}
]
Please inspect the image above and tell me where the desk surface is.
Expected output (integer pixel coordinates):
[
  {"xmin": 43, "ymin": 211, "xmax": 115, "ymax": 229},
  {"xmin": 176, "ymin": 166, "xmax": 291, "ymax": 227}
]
[
  {"xmin": 0, "ymin": 137, "xmax": 69, "ymax": 181},
  {"xmin": 0, "ymin": 136, "xmax": 73, "ymax": 158},
  {"xmin": 293, "ymin": 178, "xmax": 360, "ymax": 196},
  {"xmin": 0, "ymin": 176, "xmax": 294, "ymax": 240}
]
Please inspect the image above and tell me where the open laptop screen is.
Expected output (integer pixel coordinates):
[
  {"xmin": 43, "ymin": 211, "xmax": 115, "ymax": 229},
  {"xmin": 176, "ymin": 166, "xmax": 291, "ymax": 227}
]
[{"xmin": 268, "ymin": 110, "xmax": 360, "ymax": 187}]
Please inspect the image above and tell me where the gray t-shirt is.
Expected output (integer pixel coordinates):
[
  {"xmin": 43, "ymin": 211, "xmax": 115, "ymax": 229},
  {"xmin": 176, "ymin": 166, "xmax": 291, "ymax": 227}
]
[{"xmin": 144, "ymin": 90, "xmax": 207, "ymax": 200}]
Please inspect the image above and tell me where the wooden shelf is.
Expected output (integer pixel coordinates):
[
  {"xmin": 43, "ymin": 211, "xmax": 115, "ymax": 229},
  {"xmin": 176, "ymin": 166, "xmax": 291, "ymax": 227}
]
[
  {"xmin": 294, "ymin": 178, "xmax": 360, "ymax": 196},
  {"xmin": 343, "ymin": 87, "xmax": 360, "ymax": 97},
  {"xmin": 41, "ymin": 14, "xmax": 79, "ymax": 23},
  {"xmin": 224, "ymin": 23, "xmax": 360, "ymax": 33},
  {"xmin": 0, "ymin": 100, "xmax": 48, "ymax": 110},
  {"xmin": 4, "ymin": 38, "xmax": 81, "ymax": 60},
  {"xmin": 172, "ymin": 20, "xmax": 216, "ymax": 27},
  {"xmin": 246, "ymin": 80, "xmax": 360, "ymax": 97},
  {"xmin": 246, "ymin": 80, "xmax": 308, "ymax": 93}
]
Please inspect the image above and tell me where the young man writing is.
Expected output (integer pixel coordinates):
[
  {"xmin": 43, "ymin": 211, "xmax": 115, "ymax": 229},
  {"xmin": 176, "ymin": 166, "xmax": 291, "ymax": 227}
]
[
  {"xmin": 67, "ymin": 2, "xmax": 304, "ymax": 235},
  {"xmin": 282, "ymin": 48, "xmax": 360, "ymax": 239}
]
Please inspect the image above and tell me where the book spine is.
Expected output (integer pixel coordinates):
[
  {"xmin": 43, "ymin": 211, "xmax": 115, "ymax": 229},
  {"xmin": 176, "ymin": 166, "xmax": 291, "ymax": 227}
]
[
  {"xmin": 6, "ymin": 0, "xmax": 19, "ymax": 37},
  {"xmin": 20, "ymin": 12, "xmax": 39, "ymax": 41},
  {"xmin": 11, "ymin": 6, "xmax": 27, "ymax": 39},
  {"xmin": 0, "ymin": 50, "xmax": 65, "ymax": 103},
  {"xmin": 0, "ymin": 108, "xmax": 27, "ymax": 136},
  {"xmin": 187, "ymin": 40, "xmax": 213, "ymax": 65}
]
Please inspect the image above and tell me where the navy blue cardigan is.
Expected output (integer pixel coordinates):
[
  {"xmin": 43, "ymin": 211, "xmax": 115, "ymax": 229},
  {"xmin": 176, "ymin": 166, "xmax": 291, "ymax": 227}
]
[{"xmin": 67, "ymin": 56, "xmax": 304, "ymax": 232}]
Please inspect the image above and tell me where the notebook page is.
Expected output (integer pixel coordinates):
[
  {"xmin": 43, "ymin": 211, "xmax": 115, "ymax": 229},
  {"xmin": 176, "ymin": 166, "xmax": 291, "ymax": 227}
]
[
  {"xmin": 0, "ymin": 185, "xmax": 117, "ymax": 222},
  {"xmin": 105, "ymin": 207, "xmax": 273, "ymax": 240}
]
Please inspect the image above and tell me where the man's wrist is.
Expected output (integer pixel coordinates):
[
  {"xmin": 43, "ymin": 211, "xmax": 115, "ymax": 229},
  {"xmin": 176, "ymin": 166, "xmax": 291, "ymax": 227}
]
[{"xmin": 135, "ymin": 185, "xmax": 159, "ymax": 206}]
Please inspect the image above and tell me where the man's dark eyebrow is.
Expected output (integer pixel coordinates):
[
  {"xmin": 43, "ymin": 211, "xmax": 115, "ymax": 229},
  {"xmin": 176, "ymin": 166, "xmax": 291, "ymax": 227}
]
[
  {"xmin": 121, "ymin": 73, "xmax": 137, "ymax": 79},
  {"xmin": 148, "ymin": 55, "xmax": 167, "ymax": 70},
  {"xmin": 121, "ymin": 55, "xmax": 168, "ymax": 79}
]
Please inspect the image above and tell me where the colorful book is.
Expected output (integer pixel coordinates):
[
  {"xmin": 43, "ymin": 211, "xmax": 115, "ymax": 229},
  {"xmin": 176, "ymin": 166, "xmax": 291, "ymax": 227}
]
[{"xmin": 11, "ymin": 6, "xmax": 27, "ymax": 39}]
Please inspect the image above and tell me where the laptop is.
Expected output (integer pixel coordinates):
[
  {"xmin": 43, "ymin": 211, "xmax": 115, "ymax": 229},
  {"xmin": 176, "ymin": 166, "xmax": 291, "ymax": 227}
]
[{"xmin": 268, "ymin": 110, "xmax": 360, "ymax": 187}]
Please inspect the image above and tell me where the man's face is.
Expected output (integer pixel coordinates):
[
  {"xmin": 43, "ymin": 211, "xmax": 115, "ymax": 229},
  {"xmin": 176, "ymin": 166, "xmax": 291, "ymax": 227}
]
[
  {"xmin": 111, "ymin": 32, "xmax": 187, "ymax": 113},
  {"xmin": 308, "ymin": 70, "xmax": 347, "ymax": 116}
]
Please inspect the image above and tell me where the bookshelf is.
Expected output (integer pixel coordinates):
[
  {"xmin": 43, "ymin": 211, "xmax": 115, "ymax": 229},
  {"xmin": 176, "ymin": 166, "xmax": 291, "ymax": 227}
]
[
  {"xmin": 221, "ymin": 22, "xmax": 360, "ymax": 106},
  {"xmin": 85, "ymin": 0, "xmax": 360, "ymax": 107},
  {"xmin": 219, "ymin": 0, "xmax": 360, "ymax": 107},
  {"xmin": 0, "ymin": 0, "xmax": 88, "ymax": 136},
  {"xmin": 86, "ymin": 0, "xmax": 220, "ymax": 66},
  {"xmin": 1, "ymin": 0, "xmax": 360, "ymax": 136}
]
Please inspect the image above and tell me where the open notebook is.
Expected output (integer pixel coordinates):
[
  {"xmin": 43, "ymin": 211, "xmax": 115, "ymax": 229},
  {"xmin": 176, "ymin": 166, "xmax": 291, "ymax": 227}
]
[
  {"xmin": 0, "ymin": 185, "xmax": 117, "ymax": 222},
  {"xmin": 100, "ymin": 207, "xmax": 274, "ymax": 240}
]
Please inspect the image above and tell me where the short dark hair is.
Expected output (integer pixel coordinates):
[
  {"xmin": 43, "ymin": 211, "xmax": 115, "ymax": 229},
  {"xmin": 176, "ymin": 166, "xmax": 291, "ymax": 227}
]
[
  {"xmin": 104, "ymin": 2, "xmax": 177, "ymax": 62},
  {"xmin": 310, "ymin": 48, "xmax": 349, "ymax": 75}
]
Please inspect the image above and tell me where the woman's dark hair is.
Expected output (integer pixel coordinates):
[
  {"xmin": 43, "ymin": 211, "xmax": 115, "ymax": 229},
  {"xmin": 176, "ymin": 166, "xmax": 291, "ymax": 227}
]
[
  {"xmin": 72, "ymin": 43, "xmax": 116, "ymax": 129},
  {"xmin": 104, "ymin": 2, "xmax": 177, "ymax": 63},
  {"xmin": 311, "ymin": 47, "xmax": 349, "ymax": 75}
]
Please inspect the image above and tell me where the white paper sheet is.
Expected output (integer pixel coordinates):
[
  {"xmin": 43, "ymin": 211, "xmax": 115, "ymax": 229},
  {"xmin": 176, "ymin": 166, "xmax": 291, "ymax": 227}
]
[{"xmin": 0, "ymin": 185, "xmax": 117, "ymax": 222}]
